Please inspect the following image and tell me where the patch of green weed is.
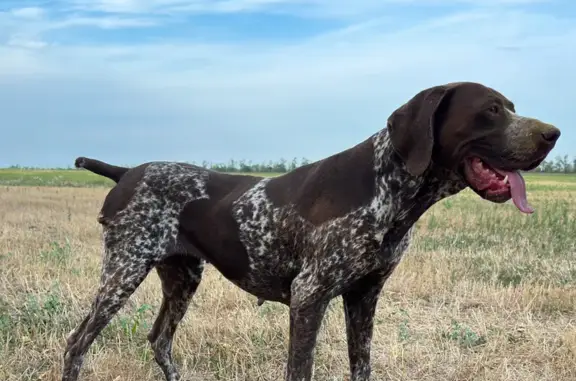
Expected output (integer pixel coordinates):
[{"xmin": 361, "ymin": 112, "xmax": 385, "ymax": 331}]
[{"xmin": 441, "ymin": 319, "xmax": 487, "ymax": 348}]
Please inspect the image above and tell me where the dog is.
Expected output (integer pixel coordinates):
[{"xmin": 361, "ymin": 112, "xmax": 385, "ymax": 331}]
[{"xmin": 62, "ymin": 82, "xmax": 560, "ymax": 381}]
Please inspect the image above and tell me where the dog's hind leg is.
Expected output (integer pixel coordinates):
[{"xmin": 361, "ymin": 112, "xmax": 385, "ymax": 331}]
[
  {"xmin": 147, "ymin": 254, "xmax": 204, "ymax": 381},
  {"xmin": 62, "ymin": 227, "xmax": 165, "ymax": 381}
]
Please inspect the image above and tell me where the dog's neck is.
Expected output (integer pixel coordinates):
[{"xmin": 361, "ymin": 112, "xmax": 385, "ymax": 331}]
[{"xmin": 370, "ymin": 128, "xmax": 466, "ymax": 227}]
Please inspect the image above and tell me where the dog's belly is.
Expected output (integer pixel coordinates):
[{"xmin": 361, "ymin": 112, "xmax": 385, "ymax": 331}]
[
  {"xmin": 202, "ymin": 250, "xmax": 295, "ymax": 305},
  {"xmin": 232, "ymin": 248, "xmax": 299, "ymax": 305},
  {"xmin": 235, "ymin": 275, "xmax": 293, "ymax": 305},
  {"xmin": 177, "ymin": 225, "xmax": 297, "ymax": 305}
]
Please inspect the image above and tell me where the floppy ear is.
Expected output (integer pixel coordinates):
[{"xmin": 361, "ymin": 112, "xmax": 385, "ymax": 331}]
[{"xmin": 387, "ymin": 85, "xmax": 451, "ymax": 176}]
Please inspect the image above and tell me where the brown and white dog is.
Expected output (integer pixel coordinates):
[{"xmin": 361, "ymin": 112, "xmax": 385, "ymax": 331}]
[{"xmin": 63, "ymin": 81, "xmax": 560, "ymax": 381}]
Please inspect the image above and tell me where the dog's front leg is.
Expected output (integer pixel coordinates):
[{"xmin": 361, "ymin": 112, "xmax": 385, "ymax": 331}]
[
  {"xmin": 285, "ymin": 277, "xmax": 330, "ymax": 381},
  {"xmin": 342, "ymin": 268, "xmax": 391, "ymax": 381}
]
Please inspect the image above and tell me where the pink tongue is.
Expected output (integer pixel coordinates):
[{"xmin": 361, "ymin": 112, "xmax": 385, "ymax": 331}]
[{"xmin": 497, "ymin": 170, "xmax": 534, "ymax": 214}]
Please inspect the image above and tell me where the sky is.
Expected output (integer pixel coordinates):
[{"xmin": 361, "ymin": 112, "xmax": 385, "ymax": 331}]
[{"xmin": 0, "ymin": 0, "xmax": 575, "ymax": 168}]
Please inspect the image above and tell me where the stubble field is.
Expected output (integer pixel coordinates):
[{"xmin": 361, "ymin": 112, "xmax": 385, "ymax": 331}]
[{"xmin": 0, "ymin": 170, "xmax": 575, "ymax": 381}]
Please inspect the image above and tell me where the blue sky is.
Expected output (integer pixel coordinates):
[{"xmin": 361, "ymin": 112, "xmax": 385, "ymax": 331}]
[{"xmin": 0, "ymin": 0, "xmax": 574, "ymax": 168}]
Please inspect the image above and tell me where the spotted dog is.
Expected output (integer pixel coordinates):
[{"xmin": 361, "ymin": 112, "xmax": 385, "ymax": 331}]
[{"xmin": 62, "ymin": 82, "xmax": 560, "ymax": 381}]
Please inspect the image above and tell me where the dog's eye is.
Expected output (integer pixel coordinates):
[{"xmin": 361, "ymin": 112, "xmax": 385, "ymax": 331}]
[{"xmin": 488, "ymin": 105, "xmax": 499, "ymax": 114}]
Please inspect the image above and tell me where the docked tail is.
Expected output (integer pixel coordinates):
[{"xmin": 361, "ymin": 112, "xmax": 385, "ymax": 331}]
[{"xmin": 74, "ymin": 157, "xmax": 130, "ymax": 183}]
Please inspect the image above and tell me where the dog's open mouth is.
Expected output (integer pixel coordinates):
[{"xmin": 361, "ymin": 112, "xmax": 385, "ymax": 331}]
[{"xmin": 463, "ymin": 157, "xmax": 533, "ymax": 214}]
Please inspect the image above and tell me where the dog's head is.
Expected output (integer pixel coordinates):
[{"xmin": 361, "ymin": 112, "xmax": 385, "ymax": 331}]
[{"xmin": 387, "ymin": 81, "xmax": 560, "ymax": 214}]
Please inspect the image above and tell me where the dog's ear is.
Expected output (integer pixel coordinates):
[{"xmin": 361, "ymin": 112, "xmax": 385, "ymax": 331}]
[{"xmin": 387, "ymin": 85, "xmax": 451, "ymax": 176}]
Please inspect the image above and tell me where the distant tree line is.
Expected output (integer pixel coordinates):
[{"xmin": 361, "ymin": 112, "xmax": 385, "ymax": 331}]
[
  {"xmin": 535, "ymin": 155, "xmax": 576, "ymax": 173},
  {"xmin": 193, "ymin": 157, "xmax": 311, "ymax": 173},
  {"xmin": 4, "ymin": 155, "xmax": 576, "ymax": 174}
]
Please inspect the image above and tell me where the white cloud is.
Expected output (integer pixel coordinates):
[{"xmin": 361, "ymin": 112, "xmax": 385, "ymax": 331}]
[
  {"xmin": 51, "ymin": 16, "xmax": 158, "ymax": 29},
  {"xmin": 0, "ymin": 8, "xmax": 157, "ymax": 56},
  {"xmin": 0, "ymin": 8, "xmax": 572, "ymax": 105},
  {"xmin": 64, "ymin": 0, "xmax": 554, "ymax": 17},
  {"xmin": 10, "ymin": 7, "xmax": 45, "ymax": 19},
  {"xmin": 1, "ymin": 5, "xmax": 572, "ymax": 93},
  {"xmin": 7, "ymin": 36, "xmax": 48, "ymax": 49},
  {"xmin": 11, "ymin": 9, "xmax": 567, "ymax": 86}
]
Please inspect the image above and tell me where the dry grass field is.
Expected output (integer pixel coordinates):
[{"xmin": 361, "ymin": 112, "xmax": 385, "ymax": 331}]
[{"xmin": 1, "ymin": 173, "xmax": 575, "ymax": 381}]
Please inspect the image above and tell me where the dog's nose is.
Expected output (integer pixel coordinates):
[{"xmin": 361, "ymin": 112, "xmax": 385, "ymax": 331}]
[
  {"xmin": 536, "ymin": 124, "xmax": 561, "ymax": 147},
  {"xmin": 541, "ymin": 127, "xmax": 561, "ymax": 144}
]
